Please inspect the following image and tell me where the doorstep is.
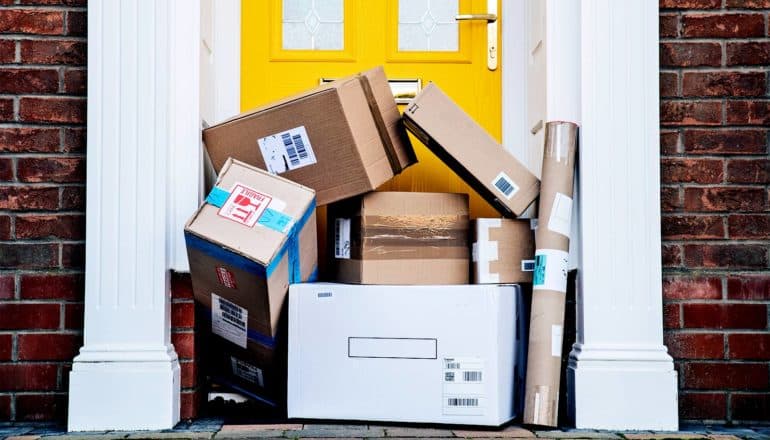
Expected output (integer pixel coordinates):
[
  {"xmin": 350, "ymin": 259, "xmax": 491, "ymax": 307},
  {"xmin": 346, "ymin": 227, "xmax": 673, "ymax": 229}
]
[{"xmin": 0, "ymin": 421, "xmax": 767, "ymax": 440}]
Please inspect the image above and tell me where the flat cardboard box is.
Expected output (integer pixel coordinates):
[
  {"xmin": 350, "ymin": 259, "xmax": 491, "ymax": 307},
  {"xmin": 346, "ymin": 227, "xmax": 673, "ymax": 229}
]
[
  {"xmin": 287, "ymin": 283, "xmax": 523, "ymax": 426},
  {"xmin": 328, "ymin": 191, "xmax": 469, "ymax": 285},
  {"xmin": 402, "ymin": 83, "xmax": 539, "ymax": 217},
  {"xmin": 472, "ymin": 218, "xmax": 536, "ymax": 284},
  {"xmin": 203, "ymin": 67, "xmax": 416, "ymax": 206},
  {"xmin": 184, "ymin": 158, "xmax": 317, "ymax": 402}
]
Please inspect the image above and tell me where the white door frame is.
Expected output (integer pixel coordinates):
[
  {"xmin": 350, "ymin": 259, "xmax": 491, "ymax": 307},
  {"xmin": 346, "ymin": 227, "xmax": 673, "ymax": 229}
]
[{"xmin": 73, "ymin": 0, "xmax": 676, "ymax": 431}]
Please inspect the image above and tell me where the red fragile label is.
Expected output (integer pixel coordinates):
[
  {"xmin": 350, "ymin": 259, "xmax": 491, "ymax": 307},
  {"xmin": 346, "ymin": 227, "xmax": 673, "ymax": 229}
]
[
  {"xmin": 216, "ymin": 266, "xmax": 237, "ymax": 289},
  {"xmin": 217, "ymin": 183, "xmax": 271, "ymax": 228}
]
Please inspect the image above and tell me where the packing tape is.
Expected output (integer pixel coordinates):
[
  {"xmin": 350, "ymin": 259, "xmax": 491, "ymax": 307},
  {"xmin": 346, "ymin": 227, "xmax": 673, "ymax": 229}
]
[
  {"xmin": 474, "ymin": 219, "xmax": 501, "ymax": 283},
  {"xmin": 358, "ymin": 74, "xmax": 401, "ymax": 174}
]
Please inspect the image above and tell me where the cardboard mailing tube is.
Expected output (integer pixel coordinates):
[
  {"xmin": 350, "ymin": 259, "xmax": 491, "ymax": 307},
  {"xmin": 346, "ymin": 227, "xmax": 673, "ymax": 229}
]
[{"xmin": 523, "ymin": 121, "xmax": 578, "ymax": 427}]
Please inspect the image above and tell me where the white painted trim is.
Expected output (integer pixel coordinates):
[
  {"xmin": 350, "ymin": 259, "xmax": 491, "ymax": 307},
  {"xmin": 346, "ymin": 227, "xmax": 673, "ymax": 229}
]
[
  {"xmin": 501, "ymin": 1, "xmax": 527, "ymax": 166},
  {"xmin": 567, "ymin": 0, "xmax": 678, "ymax": 430}
]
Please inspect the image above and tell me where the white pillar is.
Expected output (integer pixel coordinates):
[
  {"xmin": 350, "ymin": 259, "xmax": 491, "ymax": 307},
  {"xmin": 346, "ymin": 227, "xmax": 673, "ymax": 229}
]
[
  {"xmin": 69, "ymin": 0, "xmax": 200, "ymax": 431},
  {"xmin": 567, "ymin": 0, "xmax": 678, "ymax": 431}
]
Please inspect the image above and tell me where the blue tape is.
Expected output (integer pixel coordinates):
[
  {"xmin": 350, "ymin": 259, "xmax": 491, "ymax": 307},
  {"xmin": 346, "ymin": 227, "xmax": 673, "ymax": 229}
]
[
  {"xmin": 265, "ymin": 199, "xmax": 316, "ymax": 280},
  {"xmin": 205, "ymin": 186, "xmax": 230, "ymax": 208},
  {"xmin": 185, "ymin": 232, "xmax": 267, "ymax": 278},
  {"xmin": 258, "ymin": 208, "xmax": 294, "ymax": 233}
]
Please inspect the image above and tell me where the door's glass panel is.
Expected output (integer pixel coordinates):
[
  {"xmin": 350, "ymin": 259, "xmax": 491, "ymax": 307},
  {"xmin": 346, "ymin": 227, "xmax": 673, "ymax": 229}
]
[
  {"xmin": 282, "ymin": 0, "xmax": 344, "ymax": 50},
  {"xmin": 398, "ymin": 0, "xmax": 458, "ymax": 52}
]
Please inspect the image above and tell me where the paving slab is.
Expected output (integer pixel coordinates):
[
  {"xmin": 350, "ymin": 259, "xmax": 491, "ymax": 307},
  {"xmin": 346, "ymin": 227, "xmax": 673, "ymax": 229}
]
[
  {"xmin": 286, "ymin": 425, "xmax": 385, "ymax": 438},
  {"xmin": 385, "ymin": 427, "xmax": 455, "ymax": 437},
  {"xmin": 220, "ymin": 424, "xmax": 303, "ymax": 432},
  {"xmin": 704, "ymin": 435, "xmax": 743, "ymax": 440},
  {"xmin": 6, "ymin": 436, "xmax": 43, "ymax": 440},
  {"xmin": 454, "ymin": 426, "xmax": 535, "ymax": 438},
  {"xmin": 215, "ymin": 429, "xmax": 286, "ymax": 438},
  {"xmin": 125, "ymin": 431, "xmax": 214, "ymax": 439},
  {"xmin": 622, "ymin": 434, "xmax": 708, "ymax": 440},
  {"xmin": 534, "ymin": 431, "xmax": 619, "ymax": 439},
  {"xmin": 42, "ymin": 434, "xmax": 128, "ymax": 440}
]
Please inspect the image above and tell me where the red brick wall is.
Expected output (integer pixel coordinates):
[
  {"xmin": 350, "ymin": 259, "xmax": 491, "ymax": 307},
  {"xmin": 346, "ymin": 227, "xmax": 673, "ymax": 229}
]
[{"xmin": 659, "ymin": 0, "xmax": 770, "ymax": 424}]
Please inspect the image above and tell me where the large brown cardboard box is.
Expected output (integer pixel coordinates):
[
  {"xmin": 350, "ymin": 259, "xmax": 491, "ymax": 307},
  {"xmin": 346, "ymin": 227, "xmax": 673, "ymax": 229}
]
[
  {"xmin": 327, "ymin": 191, "xmax": 469, "ymax": 285},
  {"xmin": 184, "ymin": 158, "xmax": 317, "ymax": 401},
  {"xmin": 472, "ymin": 218, "xmax": 536, "ymax": 284},
  {"xmin": 402, "ymin": 83, "xmax": 539, "ymax": 217},
  {"xmin": 202, "ymin": 67, "xmax": 416, "ymax": 206}
]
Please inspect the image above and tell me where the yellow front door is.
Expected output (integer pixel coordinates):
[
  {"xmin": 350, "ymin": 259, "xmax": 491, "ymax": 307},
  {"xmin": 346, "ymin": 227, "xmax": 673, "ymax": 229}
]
[{"xmin": 242, "ymin": 0, "xmax": 502, "ymax": 218}]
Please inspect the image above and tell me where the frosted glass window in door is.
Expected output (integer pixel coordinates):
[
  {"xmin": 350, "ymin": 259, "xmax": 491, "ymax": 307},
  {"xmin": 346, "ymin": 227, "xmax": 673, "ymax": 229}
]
[
  {"xmin": 283, "ymin": 0, "xmax": 344, "ymax": 50},
  {"xmin": 398, "ymin": 0, "xmax": 458, "ymax": 52}
]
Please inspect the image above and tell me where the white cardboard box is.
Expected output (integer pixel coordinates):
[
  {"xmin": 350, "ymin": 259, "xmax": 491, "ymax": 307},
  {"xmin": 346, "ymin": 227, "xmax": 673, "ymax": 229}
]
[{"xmin": 287, "ymin": 283, "xmax": 522, "ymax": 426}]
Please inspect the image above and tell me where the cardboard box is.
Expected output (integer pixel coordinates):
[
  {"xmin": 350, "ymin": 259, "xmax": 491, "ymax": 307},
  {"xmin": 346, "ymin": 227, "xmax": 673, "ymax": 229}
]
[
  {"xmin": 184, "ymin": 158, "xmax": 317, "ymax": 401},
  {"xmin": 327, "ymin": 191, "xmax": 469, "ymax": 285},
  {"xmin": 287, "ymin": 282, "xmax": 523, "ymax": 426},
  {"xmin": 402, "ymin": 83, "xmax": 539, "ymax": 217},
  {"xmin": 523, "ymin": 121, "xmax": 578, "ymax": 427},
  {"xmin": 472, "ymin": 218, "xmax": 536, "ymax": 284},
  {"xmin": 202, "ymin": 67, "xmax": 416, "ymax": 206}
]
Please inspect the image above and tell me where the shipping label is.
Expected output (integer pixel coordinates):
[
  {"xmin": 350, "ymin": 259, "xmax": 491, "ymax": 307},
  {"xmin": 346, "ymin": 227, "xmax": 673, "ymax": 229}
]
[
  {"xmin": 551, "ymin": 325, "xmax": 563, "ymax": 357},
  {"xmin": 521, "ymin": 260, "xmax": 535, "ymax": 272},
  {"xmin": 217, "ymin": 183, "xmax": 271, "ymax": 228},
  {"xmin": 230, "ymin": 356, "xmax": 264, "ymax": 387},
  {"xmin": 442, "ymin": 357, "xmax": 486, "ymax": 416},
  {"xmin": 215, "ymin": 266, "xmax": 237, "ymax": 289},
  {"xmin": 547, "ymin": 192, "xmax": 573, "ymax": 238},
  {"xmin": 334, "ymin": 218, "xmax": 351, "ymax": 259},
  {"xmin": 533, "ymin": 249, "xmax": 569, "ymax": 293},
  {"xmin": 491, "ymin": 171, "xmax": 519, "ymax": 200},
  {"xmin": 257, "ymin": 126, "xmax": 317, "ymax": 174},
  {"xmin": 211, "ymin": 293, "xmax": 248, "ymax": 348}
]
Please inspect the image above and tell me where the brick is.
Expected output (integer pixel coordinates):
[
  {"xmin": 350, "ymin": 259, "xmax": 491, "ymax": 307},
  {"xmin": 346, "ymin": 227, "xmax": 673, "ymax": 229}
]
[
  {"xmin": 64, "ymin": 302, "xmax": 83, "ymax": 329},
  {"xmin": 684, "ymin": 244, "xmax": 768, "ymax": 269},
  {"xmin": 180, "ymin": 390, "xmax": 201, "ymax": 420},
  {"xmin": 727, "ymin": 159, "xmax": 770, "ymax": 184},
  {"xmin": 683, "ymin": 303, "xmax": 767, "ymax": 329},
  {"xmin": 15, "ymin": 393, "xmax": 66, "ymax": 421},
  {"xmin": 660, "ymin": 0, "xmax": 721, "ymax": 8},
  {"xmin": 661, "ymin": 215, "xmax": 724, "ymax": 239},
  {"xmin": 0, "ymin": 9, "xmax": 64, "ymax": 35},
  {"xmin": 19, "ymin": 97, "xmax": 86, "ymax": 124},
  {"xmin": 0, "ymin": 40, "xmax": 14, "ymax": 63},
  {"xmin": 20, "ymin": 39, "xmax": 86, "ymax": 65},
  {"xmin": 660, "ymin": 14, "xmax": 679, "ymax": 38},
  {"xmin": 0, "ymin": 303, "xmax": 59, "ymax": 329},
  {"xmin": 18, "ymin": 333, "xmax": 81, "ymax": 361},
  {"xmin": 728, "ymin": 214, "xmax": 770, "ymax": 239},
  {"xmin": 726, "ymin": 42, "xmax": 770, "ymax": 66},
  {"xmin": 664, "ymin": 303, "xmax": 681, "ymax": 329},
  {"xmin": 16, "ymin": 214, "xmax": 85, "ymax": 239},
  {"xmin": 0, "ymin": 395, "xmax": 8, "ymax": 420},
  {"xmin": 172, "ymin": 332, "xmax": 195, "ymax": 360},
  {"xmin": 661, "ymin": 158, "xmax": 723, "ymax": 183},
  {"xmin": 661, "ymin": 131, "xmax": 679, "ymax": 156},
  {"xmin": 660, "ymin": 72, "xmax": 678, "ymax": 98},
  {"xmin": 0, "ymin": 334, "xmax": 11, "ymax": 360},
  {"xmin": 66, "ymin": 10, "xmax": 86, "ymax": 36},
  {"xmin": 661, "ymin": 187, "xmax": 681, "ymax": 212},
  {"xmin": 0, "ymin": 68, "xmax": 59, "ymax": 94},
  {"xmin": 61, "ymin": 243, "xmax": 84, "ymax": 269},
  {"xmin": 0, "ymin": 128, "xmax": 60, "ymax": 153},
  {"xmin": 726, "ymin": 101, "xmax": 770, "ymax": 126},
  {"xmin": 661, "ymin": 101, "xmax": 721, "ymax": 126},
  {"xmin": 663, "ymin": 277, "xmax": 722, "ymax": 300},
  {"xmin": 731, "ymin": 393, "xmax": 770, "ymax": 421},
  {"xmin": 0, "ymin": 158, "xmax": 12, "ymax": 181},
  {"xmin": 0, "ymin": 275, "xmax": 13, "ymax": 299},
  {"xmin": 63, "ymin": 68, "xmax": 86, "ymax": 95},
  {"xmin": 171, "ymin": 272, "xmax": 194, "ymax": 300},
  {"xmin": 0, "ymin": 97, "xmax": 13, "ymax": 122},
  {"xmin": 20, "ymin": 272, "xmax": 83, "ymax": 300},
  {"xmin": 679, "ymin": 392, "xmax": 727, "ymax": 420},
  {"xmin": 662, "ymin": 244, "xmax": 683, "ymax": 267},
  {"xmin": 664, "ymin": 332, "xmax": 724, "ymax": 359},
  {"xmin": 172, "ymin": 301, "xmax": 195, "ymax": 329},
  {"xmin": 729, "ymin": 334, "xmax": 770, "ymax": 360},
  {"xmin": 727, "ymin": 275, "xmax": 770, "ymax": 300},
  {"xmin": 726, "ymin": 0, "xmax": 770, "ymax": 7},
  {"xmin": 682, "ymin": 13, "xmax": 765, "ymax": 38},
  {"xmin": 684, "ymin": 187, "xmax": 766, "ymax": 212},
  {"xmin": 0, "ymin": 186, "xmax": 59, "ymax": 210},
  {"xmin": 660, "ymin": 42, "xmax": 721, "ymax": 67},
  {"xmin": 180, "ymin": 361, "xmax": 197, "ymax": 388},
  {"xmin": 60, "ymin": 186, "xmax": 85, "ymax": 209},
  {"xmin": 683, "ymin": 362, "xmax": 768, "ymax": 390},
  {"xmin": 20, "ymin": 0, "xmax": 87, "ymax": 4},
  {"xmin": 0, "ymin": 364, "xmax": 58, "ymax": 391},
  {"xmin": 63, "ymin": 127, "xmax": 85, "ymax": 152},
  {"xmin": 18, "ymin": 158, "xmax": 84, "ymax": 183},
  {"xmin": 0, "ymin": 215, "xmax": 9, "ymax": 240},
  {"xmin": 0, "ymin": 243, "xmax": 58, "ymax": 269},
  {"xmin": 683, "ymin": 72, "xmax": 767, "ymax": 97}
]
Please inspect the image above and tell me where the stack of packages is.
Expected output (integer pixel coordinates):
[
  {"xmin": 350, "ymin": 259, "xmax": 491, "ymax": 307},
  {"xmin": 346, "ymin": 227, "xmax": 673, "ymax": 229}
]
[{"xmin": 184, "ymin": 66, "xmax": 577, "ymax": 426}]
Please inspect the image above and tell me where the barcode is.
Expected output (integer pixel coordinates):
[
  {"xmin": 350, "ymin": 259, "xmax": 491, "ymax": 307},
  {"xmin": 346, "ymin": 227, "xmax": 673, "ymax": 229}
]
[
  {"xmin": 334, "ymin": 219, "xmax": 341, "ymax": 256},
  {"xmin": 445, "ymin": 372, "xmax": 455, "ymax": 382},
  {"xmin": 447, "ymin": 398, "xmax": 479, "ymax": 407},
  {"xmin": 522, "ymin": 260, "xmax": 535, "ymax": 271},
  {"xmin": 464, "ymin": 371, "xmax": 482, "ymax": 382},
  {"xmin": 494, "ymin": 175, "xmax": 514, "ymax": 197},
  {"xmin": 281, "ymin": 133, "xmax": 300, "ymax": 167},
  {"xmin": 446, "ymin": 362, "xmax": 461, "ymax": 370},
  {"xmin": 292, "ymin": 134, "xmax": 308, "ymax": 159},
  {"xmin": 218, "ymin": 298, "xmax": 245, "ymax": 330}
]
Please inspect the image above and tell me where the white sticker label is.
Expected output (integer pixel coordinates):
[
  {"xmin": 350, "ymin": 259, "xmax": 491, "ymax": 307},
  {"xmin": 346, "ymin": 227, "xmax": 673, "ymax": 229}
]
[
  {"xmin": 334, "ymin": 218, "xmax": 351, "ymax": 259},
  {"xmin": 211, "ymin": 293, "xmax": 248, "ymax": 348},
  {"xmin": 533, "ymin": 249, "xmax": 569, "ymax": 293},
  {"xmin": 551, "ymin": 325, "xmax": 563, "ymax": 357},
  {"xmin": 442, "ymin": 357, "xmax": 485, "ymax": 416},
  {"xmin": 530, "ymin": 218, "xmax": 538, "ymax": 230},
  {"xmin": 257, "ymin": 126, "xmax": 317, "ymax": 174},
  {"xmin": 547, "ymin": 192, "xmax": 573, "ymax": 238},
  {"xmin": 230, "ymin": 356, "xmax": 264, "ymax": 387},
  {"xmin": 492, "ymin": 171, "xmax": 519, "ymax": 200},
  {"xmin": 521, "ymin": 259, "xmax": 535, "ymax": 272},
  {"xmin": 217, "ymin": 183, "xmax": 271, "ymax": 228}
]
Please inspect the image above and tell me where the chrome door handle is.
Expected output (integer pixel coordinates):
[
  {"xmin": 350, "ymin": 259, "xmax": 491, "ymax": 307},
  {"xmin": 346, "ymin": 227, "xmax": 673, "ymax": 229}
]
[
  {"xmin": 455, "ymin": 0, "xmax": 498, "ymax": 70},
  {"xmin": 455, "ymin": 14, "xmax": 497, "ymax": 22}
]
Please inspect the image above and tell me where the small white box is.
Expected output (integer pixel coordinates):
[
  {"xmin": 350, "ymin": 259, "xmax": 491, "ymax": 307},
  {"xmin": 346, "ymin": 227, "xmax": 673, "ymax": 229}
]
[{"xmin": 288, "ymin": 283, "xmax": 522, "ymax": 426}]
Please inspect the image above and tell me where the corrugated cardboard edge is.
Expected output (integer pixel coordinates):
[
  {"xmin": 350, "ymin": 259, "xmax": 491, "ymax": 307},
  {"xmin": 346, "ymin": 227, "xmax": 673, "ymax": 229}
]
[
  {"xmin": 184, "ymin": 157, "xmax": 317, "ymax": 267},
  {"xmin": 358, "ymin": 75, "xmax": 401, "ymax": 175}
]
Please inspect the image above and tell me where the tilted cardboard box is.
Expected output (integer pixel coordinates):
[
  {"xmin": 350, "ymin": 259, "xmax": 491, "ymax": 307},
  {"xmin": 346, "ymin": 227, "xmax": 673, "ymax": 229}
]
[
  {"xmin": 327, "ymin": 191, "xmax": 469, "ymax": 285},
  {"xmin": 402, "ymin": 83, "xmax": 539, "ymax": 217},
  {"xmin": 202, "ymin": 67, "xmax": 416, "ymax": 206},
  {"xmin": 472, "ymin": 218, "xmax": 536, "ymax": 284}
]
